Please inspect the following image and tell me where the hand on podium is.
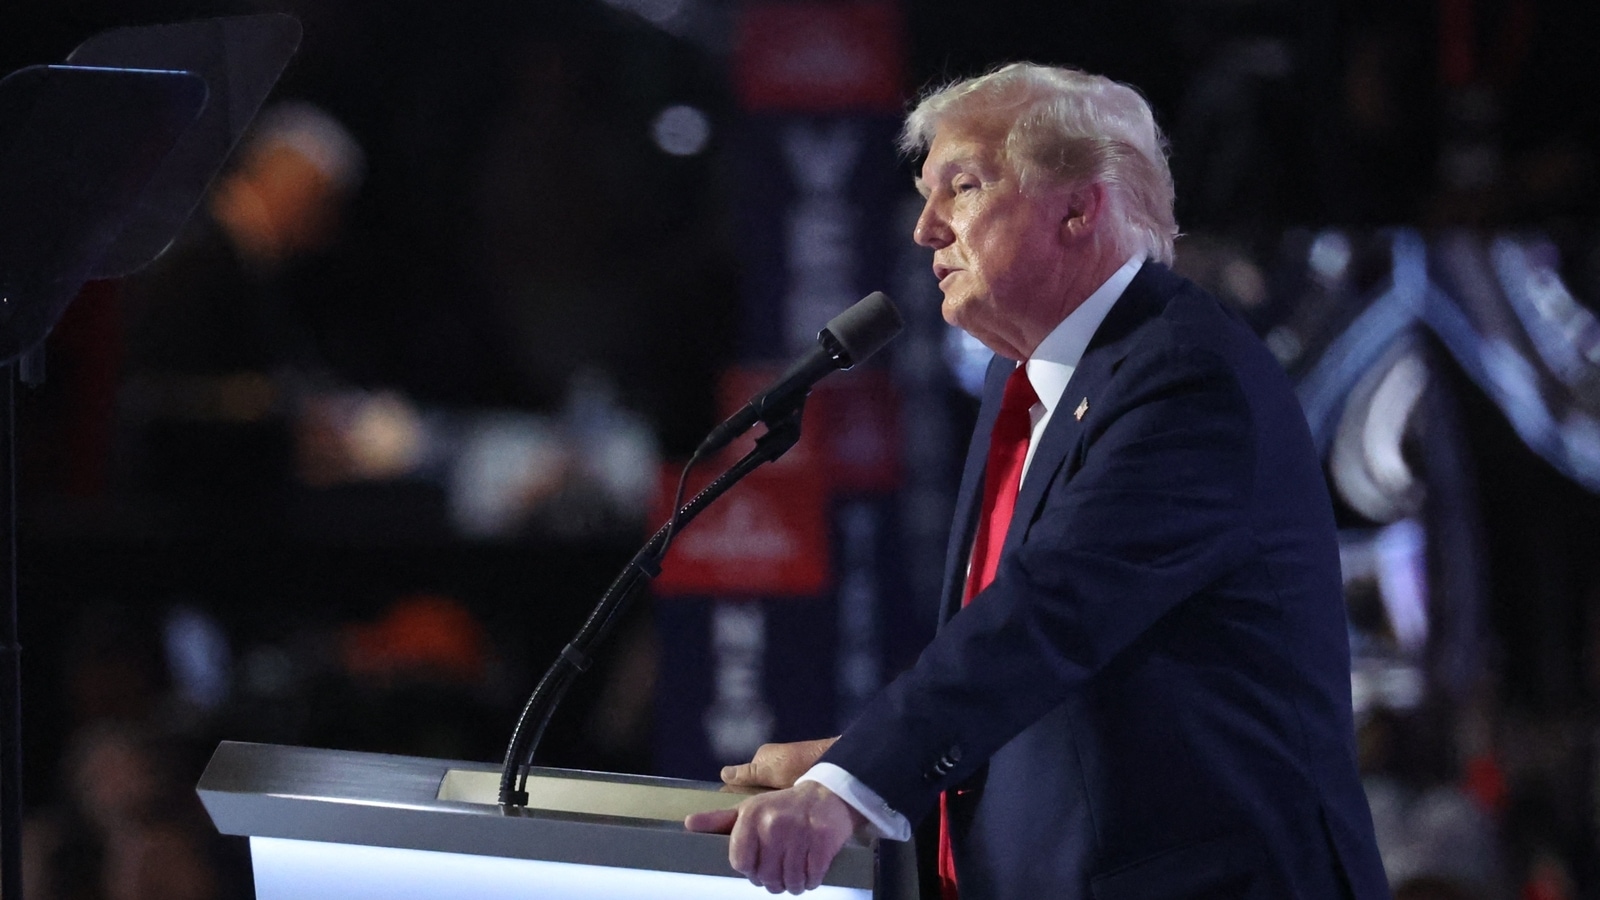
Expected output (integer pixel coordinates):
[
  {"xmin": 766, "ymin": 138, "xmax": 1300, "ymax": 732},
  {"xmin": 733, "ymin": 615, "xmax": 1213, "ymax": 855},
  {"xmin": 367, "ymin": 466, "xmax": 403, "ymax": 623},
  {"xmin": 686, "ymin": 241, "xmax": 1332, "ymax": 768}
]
[
  {"xmin": 684, "ymin": 780, "xmax": 865, "ymax": 895},
  {"xmin": 719, "ymin": 737, "xmax": 837, "ymax": 789}
]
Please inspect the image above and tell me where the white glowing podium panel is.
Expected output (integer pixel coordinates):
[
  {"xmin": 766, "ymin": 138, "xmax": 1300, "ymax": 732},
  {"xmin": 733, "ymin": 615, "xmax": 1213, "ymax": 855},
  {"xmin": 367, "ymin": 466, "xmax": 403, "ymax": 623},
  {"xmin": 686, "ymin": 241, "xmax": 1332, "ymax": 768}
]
[{"xmin": 198, "ymin": 742, "xmax": 910, "ymax": 900}]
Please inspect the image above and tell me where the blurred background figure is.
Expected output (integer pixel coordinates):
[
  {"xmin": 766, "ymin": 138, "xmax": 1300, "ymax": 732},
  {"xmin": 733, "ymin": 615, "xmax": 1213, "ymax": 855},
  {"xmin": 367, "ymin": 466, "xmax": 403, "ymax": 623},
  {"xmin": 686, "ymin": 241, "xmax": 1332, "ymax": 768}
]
[
  {"xmin": 207, "ymin": 103, "xmax": 363, "ymax": 270},
  {"xmin": 19, "ymin": 603, "xmax": 248, "ymax": 900},
  {"xmin": 119, "ymin": 95, "xmax": 663, "ymax": 542},
  {"xmin": 22, "ymin": 723, "xmax": 241, "ymax": 900},
  {"xmin": 118, "ymin": 101, "xmax": 365, "ymax": 529}
]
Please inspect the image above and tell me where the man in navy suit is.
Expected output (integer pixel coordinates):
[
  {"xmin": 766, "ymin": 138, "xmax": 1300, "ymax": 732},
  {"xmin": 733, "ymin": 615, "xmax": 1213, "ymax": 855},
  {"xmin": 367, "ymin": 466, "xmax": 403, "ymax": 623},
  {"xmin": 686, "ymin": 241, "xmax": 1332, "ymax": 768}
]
[{"xmin": 687, "ymin": 63, "xmax": 1389, "ymax": 899}]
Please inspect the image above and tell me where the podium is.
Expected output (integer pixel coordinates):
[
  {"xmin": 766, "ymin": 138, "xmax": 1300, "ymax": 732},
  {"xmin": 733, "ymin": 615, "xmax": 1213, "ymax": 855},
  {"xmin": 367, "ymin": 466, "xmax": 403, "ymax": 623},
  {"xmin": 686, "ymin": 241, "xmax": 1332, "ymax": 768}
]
[{"xmin": 199, "ymin": 742, "xmax": 910, "ymax": 899}]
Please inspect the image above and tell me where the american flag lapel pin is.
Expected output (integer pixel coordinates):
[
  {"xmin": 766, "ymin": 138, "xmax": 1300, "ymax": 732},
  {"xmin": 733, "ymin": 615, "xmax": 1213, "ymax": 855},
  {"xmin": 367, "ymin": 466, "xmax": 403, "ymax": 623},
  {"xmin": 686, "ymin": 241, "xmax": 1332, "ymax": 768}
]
[{"xmin": 1074, "ymin": 397, "xmax": 1089, "ymax": 421}]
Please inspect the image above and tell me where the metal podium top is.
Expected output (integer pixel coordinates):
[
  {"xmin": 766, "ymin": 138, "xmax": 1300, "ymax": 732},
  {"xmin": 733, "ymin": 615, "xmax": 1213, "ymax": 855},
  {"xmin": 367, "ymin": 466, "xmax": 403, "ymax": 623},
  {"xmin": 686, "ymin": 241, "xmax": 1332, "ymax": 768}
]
[{"xmin": 197, "ymin": 741, "xmax": 878, "ymax": 890}]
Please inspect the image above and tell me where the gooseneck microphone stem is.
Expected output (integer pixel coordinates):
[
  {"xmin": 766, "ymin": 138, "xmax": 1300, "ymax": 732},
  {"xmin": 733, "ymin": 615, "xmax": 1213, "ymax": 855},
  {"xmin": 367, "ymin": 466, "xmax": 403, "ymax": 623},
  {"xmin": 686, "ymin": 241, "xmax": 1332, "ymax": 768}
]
[
  {"xmin": 497, "ymin": 290, "xmax": 902, "ymax": 808},
  {"xmin": 498, "ymin": 408, "xmax": 806, "ymax": 807}
]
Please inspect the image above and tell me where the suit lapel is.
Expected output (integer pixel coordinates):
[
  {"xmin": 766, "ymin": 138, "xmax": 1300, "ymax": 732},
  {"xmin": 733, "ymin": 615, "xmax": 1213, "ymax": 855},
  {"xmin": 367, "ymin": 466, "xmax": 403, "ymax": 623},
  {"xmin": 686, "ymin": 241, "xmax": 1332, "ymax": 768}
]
[
  {"xmin": 937, "ymin": 263, "xmax": 1182, "ymax": 624},
  {"xmin": 939, "ymin": 354, "xmax": 1012, "ymax": 624},
  {"xmin": 998, "ymin": 262, "xmax": 1176, "ymax": 563}
]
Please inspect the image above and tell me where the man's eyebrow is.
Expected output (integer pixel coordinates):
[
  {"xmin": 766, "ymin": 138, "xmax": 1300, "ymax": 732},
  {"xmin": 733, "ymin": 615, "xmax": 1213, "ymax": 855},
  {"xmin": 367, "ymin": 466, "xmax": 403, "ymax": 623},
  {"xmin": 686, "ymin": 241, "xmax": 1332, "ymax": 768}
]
[{"xmin": 913, "ymin": 154, "xmax": 982, "ymax": 198}]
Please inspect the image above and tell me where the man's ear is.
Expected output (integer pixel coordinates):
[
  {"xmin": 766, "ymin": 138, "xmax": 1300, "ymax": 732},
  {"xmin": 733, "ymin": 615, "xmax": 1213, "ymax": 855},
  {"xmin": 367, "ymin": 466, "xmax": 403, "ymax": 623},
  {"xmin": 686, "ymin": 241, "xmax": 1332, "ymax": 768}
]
[{"xmin": 1060, "ymin": 181, "xmax": 1107, "ymax": 242}]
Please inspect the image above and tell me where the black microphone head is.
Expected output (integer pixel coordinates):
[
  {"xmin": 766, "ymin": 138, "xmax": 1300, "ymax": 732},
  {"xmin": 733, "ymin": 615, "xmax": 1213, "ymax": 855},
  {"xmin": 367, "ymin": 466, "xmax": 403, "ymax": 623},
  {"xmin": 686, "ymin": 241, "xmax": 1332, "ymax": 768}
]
[{"xmin": 820, "ymin": 291, "xmax": 903, "ymax": 368}]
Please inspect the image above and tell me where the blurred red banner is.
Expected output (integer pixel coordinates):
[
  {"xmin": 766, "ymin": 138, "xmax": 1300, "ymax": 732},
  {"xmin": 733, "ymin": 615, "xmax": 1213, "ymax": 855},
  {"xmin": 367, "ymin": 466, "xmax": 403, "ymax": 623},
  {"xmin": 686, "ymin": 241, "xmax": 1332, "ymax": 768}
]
[
  {"xmin": 734, "ymin": 2, "xmax": 905, "ymax": 113},
  {"xmin": 653, "ymin": 460, "xmax": 831, "ymax": 597},
  {"xmin": 652, "ymin": 365, "xmax": 901, "ymax": 596}
]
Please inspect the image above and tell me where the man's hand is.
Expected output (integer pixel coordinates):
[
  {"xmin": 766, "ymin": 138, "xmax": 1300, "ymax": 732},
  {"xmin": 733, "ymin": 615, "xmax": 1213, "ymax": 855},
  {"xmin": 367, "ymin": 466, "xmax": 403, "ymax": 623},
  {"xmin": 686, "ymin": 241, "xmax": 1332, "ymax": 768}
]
[
  {"xmin": 684, "ymin": 781, "xmax": 865, "ymax": 894},
  {"xmin": 720, "ymin": 738, "xmax": 838, "ymax": 789}
]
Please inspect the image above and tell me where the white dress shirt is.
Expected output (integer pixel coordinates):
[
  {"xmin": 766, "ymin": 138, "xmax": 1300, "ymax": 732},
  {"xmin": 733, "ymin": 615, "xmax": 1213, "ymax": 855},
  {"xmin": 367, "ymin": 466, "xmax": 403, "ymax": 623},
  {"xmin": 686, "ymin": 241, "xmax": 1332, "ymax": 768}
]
[{"xmin": 796, "ymin": 255, "xmax": 1146, "ymax": 841}]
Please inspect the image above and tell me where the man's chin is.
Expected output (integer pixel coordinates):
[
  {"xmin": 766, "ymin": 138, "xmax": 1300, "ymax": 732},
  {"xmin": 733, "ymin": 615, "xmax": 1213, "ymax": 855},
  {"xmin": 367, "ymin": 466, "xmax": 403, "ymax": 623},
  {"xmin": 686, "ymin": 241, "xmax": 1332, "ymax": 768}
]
[
  {"xmin": 940, "ymin": 295, "xmax": 978, "ymax": 332},
  {"xmin": 951, "ymin": 326, "xmax": 1023, "ymax": 361}
]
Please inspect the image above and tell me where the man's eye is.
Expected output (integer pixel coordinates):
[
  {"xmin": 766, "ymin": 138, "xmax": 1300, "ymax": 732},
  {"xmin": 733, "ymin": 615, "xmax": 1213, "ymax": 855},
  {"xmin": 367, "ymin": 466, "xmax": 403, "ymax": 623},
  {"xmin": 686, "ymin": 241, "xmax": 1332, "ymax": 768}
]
[{"xmin": 954, "ymin": 179, "xmax": 979, "ymax": 193}]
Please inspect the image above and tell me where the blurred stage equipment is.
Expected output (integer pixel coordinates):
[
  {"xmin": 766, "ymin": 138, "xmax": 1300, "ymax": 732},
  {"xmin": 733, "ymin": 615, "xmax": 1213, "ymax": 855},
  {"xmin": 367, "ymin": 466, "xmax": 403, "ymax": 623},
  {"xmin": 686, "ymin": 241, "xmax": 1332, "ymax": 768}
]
[
  {"xmin": 0, "ymin": 15, "xmax": 300, "ymax": 898},
  {"xmin": 1251, "ymin": 227, "xmax": 1600, "ymax": 716},
  {"xmin": 1294, "ymin": 230, "xmax": 1600, "ymax": 491}
]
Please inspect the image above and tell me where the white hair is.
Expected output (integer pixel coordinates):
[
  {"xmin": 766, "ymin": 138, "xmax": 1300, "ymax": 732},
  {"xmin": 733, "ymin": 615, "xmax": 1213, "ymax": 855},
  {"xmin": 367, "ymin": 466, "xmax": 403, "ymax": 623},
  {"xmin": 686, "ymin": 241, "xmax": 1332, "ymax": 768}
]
[{"xmin": 902, "ymin": 63, "xmax": 1178, "ymax": 264}]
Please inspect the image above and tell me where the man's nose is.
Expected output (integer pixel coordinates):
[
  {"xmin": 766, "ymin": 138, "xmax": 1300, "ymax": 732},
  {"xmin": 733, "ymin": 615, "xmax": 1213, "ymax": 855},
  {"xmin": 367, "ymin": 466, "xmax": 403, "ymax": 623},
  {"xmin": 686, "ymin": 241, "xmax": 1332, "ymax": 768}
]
[{"xmin": 913, "ymin": 200, "xmax": 951, "ymax": 249}]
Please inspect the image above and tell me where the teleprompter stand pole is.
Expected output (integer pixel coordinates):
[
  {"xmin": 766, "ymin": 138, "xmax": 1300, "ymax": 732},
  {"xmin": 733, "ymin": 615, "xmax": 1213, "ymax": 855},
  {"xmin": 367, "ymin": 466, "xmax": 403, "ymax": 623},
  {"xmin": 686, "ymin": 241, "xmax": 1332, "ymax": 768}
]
[{"xmin": 2, "ymin": 368, "xmax": 21, "ymax": 900}]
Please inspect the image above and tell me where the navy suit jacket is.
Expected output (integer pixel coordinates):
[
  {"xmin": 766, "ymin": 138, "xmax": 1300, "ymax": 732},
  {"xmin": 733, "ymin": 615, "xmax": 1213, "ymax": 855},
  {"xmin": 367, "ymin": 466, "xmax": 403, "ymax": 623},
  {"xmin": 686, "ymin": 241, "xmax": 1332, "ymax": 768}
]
[{"xmin": 823, "ymin": 263, "xmax": 1390, "ymax": 899}]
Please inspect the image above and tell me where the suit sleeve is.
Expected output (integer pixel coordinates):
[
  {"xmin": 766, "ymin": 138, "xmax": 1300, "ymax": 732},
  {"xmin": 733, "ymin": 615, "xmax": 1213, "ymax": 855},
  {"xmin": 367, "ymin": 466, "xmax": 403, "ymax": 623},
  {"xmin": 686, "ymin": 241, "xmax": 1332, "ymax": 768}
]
[{"xmin": 821, "ymin": 341, "xmax": 1258, "ymax": 824}]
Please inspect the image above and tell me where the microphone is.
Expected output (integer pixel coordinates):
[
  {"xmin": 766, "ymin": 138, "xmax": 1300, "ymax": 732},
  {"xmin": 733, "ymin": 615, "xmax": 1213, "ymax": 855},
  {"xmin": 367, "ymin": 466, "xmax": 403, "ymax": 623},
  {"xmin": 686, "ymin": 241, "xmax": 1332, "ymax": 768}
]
[{"xmin": 698, "ymin": 291, "xmax": 903, "ymax": 456}]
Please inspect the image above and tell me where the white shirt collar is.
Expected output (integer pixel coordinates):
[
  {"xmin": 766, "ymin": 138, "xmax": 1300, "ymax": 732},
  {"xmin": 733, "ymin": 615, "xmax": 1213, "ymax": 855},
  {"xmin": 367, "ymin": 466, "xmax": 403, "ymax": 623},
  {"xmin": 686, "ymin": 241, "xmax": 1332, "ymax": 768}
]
[{"xmin": 1025, "ymin": 255, "xmax": 1145, "ymax": 413}]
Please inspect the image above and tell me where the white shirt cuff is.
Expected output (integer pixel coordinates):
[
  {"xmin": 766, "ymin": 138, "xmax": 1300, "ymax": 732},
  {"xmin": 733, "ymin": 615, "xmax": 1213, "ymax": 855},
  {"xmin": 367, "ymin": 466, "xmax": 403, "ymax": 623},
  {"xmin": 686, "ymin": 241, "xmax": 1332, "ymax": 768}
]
[{"xmin": 796, "ymin": 762, "xmax": 913, "ymax": 841}]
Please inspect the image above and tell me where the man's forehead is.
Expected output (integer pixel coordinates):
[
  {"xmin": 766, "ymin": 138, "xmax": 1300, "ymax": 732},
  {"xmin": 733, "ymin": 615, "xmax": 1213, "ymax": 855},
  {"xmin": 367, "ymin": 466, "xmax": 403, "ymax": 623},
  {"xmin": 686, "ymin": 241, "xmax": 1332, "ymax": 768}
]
[
  {"xmin": 915, "ymin": 130, "xmax": 1007, "ymax": 189},
  {"xmin": 927, "ymin": 126, "xmax": 1003, "ymax": 160}
]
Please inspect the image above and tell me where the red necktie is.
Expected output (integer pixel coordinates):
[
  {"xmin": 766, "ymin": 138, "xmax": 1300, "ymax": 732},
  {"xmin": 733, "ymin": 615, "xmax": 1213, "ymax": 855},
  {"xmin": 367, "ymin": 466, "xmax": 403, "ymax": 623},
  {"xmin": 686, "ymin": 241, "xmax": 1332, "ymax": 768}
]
[{"xmin": 938, "ymin": 365, "xmax": 1038, "ymax": 900}]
